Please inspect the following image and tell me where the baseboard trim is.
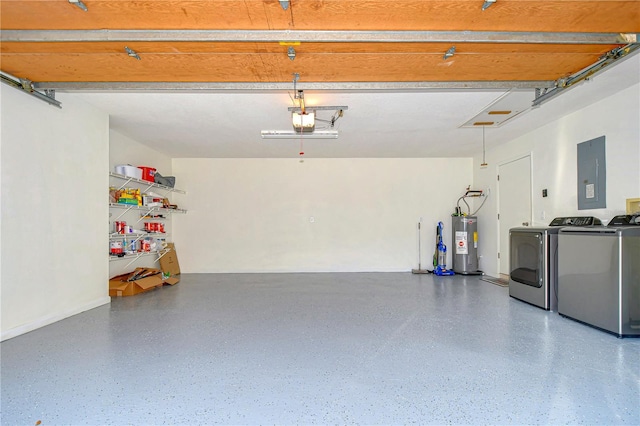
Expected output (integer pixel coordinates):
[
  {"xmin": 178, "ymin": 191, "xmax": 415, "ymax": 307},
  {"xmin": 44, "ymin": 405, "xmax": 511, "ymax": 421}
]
[
  {"xmin": 183, "ymin": 269, "xmax": 411, "ymax": 273},
  {"xmin": 1, "ymin": 296, "xmax": 111, "ymax": 342}
]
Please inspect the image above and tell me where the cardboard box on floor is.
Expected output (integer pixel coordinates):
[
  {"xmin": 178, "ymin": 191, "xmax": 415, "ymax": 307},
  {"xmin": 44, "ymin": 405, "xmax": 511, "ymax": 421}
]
[
  {"xmin": 109, "ymin": 268, "xmax": 166, "ymax": 297},
  {"xmin": 109, "ymin": 244, "xmax": 181, "ymax": 297},
  {"xmin": 159, "ymin": 243, "xmax": 181, "ymax": 284}
]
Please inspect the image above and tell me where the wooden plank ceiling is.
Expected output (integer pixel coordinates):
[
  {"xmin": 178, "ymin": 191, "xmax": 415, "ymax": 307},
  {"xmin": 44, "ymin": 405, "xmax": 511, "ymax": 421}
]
[{"xmin": 1, "ymin": 0, "xmax": 639, "ymax": 86}]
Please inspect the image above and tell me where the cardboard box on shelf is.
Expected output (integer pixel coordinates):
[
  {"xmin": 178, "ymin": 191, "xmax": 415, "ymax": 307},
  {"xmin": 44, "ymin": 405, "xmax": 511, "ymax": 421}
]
[
  {"xmin": 109, "ymin": 267, "xmax": 175, "ymax": 297},
  {"xmin": 159, "ymin": 243, "xmax": 181, "ymax": 285}
]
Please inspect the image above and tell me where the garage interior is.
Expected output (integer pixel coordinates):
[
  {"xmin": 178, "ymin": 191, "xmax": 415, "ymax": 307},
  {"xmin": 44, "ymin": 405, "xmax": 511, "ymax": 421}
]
[{"xmin": 1, "ymin": 0, "xmax": 640, "ymax": 424}]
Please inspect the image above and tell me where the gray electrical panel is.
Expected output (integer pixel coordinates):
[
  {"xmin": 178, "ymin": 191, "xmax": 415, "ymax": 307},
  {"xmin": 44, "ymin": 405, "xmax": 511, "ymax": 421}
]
[{"xmin": 577, "ymin": 136, "xmax": 606, "ymax": 210}]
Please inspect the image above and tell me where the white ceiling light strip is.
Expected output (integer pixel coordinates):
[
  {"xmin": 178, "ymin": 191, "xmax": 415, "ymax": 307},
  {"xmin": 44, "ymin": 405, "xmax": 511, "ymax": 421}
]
[{"xmin": 261, "ymin": 131, "xmax": 339, "ymax": 139}]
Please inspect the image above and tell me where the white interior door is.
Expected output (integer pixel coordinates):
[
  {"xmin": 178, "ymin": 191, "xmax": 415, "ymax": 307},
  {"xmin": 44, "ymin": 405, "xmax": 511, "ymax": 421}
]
[{"xmin": 498, "ymin": 155, "xmax": 532, "ymax": 276}]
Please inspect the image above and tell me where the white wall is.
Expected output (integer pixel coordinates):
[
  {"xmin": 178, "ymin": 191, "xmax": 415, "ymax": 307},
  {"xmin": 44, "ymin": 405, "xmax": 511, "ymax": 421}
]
[
  {"xmin": 473, "ymin": 82, "xmax": 640, "ymax": 277},
  {"xmin": 109, "ymin": 129, "xmax": 172, "ymax": 174},
  {"xmin": 172, "ymin": 158, "xmax": 472, "ymax": 272},
  {"xmin": 109, "ymin": 130, "xmax": 173, "ymax": 277},
  {"xmin": 0, "ymin": 86, "xmax": 3, "ymax": 322},
  {"xmin": 1, "ymin": 86, "xmax": 110, "ymax": 340}
]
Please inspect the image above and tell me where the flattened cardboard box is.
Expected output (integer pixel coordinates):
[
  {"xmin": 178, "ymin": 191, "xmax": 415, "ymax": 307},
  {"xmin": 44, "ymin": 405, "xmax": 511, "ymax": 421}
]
[
  {"xmin": 159, "ymin": 243, "xmax": 181, "ymax": 284},
  {"xmin": 109, "ymin": 268, "xmax": 171, "ymax": 297}
]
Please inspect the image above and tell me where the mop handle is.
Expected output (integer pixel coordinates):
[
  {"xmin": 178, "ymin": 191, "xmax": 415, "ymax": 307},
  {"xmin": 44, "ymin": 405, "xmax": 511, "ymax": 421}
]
[{"xmin": 417, "ymin": 222, "xmax": 421, "ymax": 268}]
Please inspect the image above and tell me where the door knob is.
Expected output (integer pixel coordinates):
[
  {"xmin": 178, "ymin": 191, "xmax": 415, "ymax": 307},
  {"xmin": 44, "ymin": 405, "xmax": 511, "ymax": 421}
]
[{"xmin": 522, "ymin": 222, "xmax": 529, "ymax": 226}]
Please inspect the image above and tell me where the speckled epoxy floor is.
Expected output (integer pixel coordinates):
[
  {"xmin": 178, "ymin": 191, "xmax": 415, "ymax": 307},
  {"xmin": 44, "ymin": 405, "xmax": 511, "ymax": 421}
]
[{"xmin": 1, "ymin": 273, "xmax": 639, "ymax": 425}]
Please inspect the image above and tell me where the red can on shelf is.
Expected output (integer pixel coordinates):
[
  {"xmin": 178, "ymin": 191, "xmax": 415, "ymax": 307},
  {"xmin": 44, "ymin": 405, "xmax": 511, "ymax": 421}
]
[
  {"xmin": 115, "ymin": 221, "xmax": 126, "ymax": 234},
  {"xmin": 138, "ymin": 166, "xmax": 156, "ymax": 182},
  {"xmin": 144, "ymin": 222, "xmax": 164, "ymax": 233},
  {"xmin": 110, "ymin": 241, "xmax": 123, "ymax": 255}
]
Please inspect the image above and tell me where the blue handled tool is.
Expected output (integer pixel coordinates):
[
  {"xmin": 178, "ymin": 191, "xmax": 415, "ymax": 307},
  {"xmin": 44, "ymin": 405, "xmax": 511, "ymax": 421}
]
[{"xmin": 433, "ymin": 221, "xmax": 455, "ymax": 276}]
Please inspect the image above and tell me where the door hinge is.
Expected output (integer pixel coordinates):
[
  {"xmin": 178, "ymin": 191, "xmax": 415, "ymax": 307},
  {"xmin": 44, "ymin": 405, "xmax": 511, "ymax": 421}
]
[
  {"xmin": 497, "ymin": 175, "xmax": 500, "ymax": 181},
  {"xmin": 498, "ymin": 252, "xmax": 501, "ymax": 259},
  {"xmin": 497, "ymin": 213, "xmax": 500, "ymax": 220}
]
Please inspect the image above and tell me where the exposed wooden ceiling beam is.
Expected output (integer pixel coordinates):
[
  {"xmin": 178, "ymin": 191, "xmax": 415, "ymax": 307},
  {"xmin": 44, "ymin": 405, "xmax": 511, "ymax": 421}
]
[
  {"xmin": 0, "ymin": 50, "xmax": 602, "ymax": 83},
  {"xmin": 2, "ymin": 1, "xmax": 636, "ymax": 96},
  {"xmin": 2, "ymin": 0, "xmax": 638, "ymax": 33}
]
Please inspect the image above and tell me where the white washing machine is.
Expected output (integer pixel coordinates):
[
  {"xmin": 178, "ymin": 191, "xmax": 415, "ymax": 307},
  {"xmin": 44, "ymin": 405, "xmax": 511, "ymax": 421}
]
[{"xmin": 509, "ymin": 216, "xmax": 602, "ymax": 311}]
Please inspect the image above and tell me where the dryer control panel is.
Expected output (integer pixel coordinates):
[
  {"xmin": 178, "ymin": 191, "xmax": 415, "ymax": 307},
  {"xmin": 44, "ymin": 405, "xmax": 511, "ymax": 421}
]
[
  {"xmin": 608, "ymin": 215, "xmax": 640, "ymax": 226},
  {"xmin": 549, "ymin": 216, "xmax": 603, "ymax": 227}
]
